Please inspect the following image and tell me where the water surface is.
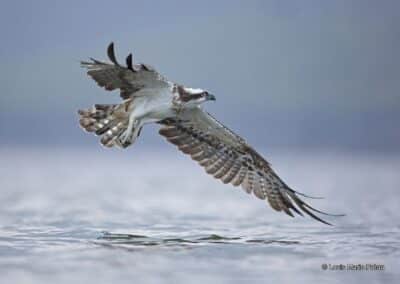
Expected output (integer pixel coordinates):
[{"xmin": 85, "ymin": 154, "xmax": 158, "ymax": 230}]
[{"xmin": 0, "ymin": 147, "xmax": 399, "ymax": 283}]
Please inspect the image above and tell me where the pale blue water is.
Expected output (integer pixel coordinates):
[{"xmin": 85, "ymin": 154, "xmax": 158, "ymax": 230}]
[{"xmin": 0, "ymin": 147, "xmax": 399, "ymax": 283}]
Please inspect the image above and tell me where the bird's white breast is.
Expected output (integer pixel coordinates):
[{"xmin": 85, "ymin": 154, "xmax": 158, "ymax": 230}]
[{"xmin": 131, "ymin": 87, "xmax": 176, "ymax": 124}]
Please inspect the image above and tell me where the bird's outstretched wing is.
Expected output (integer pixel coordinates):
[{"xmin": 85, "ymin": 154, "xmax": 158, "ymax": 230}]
[
  {"xmin": 81, "ymin": 42, "xmax": 170, "ymax": 99},
  {"xmin": 159, "ymin": 108, "xmax": 341, "ymax": 225}
]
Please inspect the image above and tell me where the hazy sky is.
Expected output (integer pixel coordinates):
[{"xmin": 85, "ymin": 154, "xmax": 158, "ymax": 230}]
[{"xmin": 0, "ymin": 0, "xmax": 399, "ymax": 151}]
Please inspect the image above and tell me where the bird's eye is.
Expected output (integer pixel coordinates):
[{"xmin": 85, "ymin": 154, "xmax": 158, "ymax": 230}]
[{"xmin": 203, "ymin": 91, "xmax": 208, "ymax": 96}]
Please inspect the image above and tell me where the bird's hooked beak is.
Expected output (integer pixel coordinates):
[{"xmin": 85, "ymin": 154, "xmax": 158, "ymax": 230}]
[{"xmin": 206, "ymin": 93, "xmax": 216, "ymax": 101}]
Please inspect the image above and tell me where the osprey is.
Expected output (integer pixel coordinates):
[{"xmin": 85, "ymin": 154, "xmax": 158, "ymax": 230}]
[{"xmin": 79, "ymin": 43, "xmax": 341, "ymax": 225}]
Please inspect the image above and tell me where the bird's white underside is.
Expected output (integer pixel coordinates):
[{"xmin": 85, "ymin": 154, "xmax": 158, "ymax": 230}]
[{"xmin": 120, "ymin": 85, "xmax": 177, "ymax": 144}]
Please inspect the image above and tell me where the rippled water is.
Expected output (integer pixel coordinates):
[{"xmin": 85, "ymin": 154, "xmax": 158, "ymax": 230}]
[{"xmin": 0, "ymin": 147, "xmax": 399, "ymax": 283}]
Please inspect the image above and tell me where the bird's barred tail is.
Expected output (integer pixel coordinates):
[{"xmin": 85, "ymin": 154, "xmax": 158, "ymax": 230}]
[{"xmin": 78, "ymin": 103, "xmax": 129, "ymax": 148}]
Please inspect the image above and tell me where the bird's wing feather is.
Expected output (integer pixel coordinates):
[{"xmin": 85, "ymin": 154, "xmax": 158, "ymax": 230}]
[
  {"xmin": 159, "ymin": 107, "xmax": 337, "ymax": 225},
  {"xmin": 81, "ymin": 42, "xmax": 170, "ymax": 99}
]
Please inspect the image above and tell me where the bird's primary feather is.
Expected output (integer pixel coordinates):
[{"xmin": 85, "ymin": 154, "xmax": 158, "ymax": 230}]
[
  {"xmin": 158, "ymin": 108, "xmax": 339, "ymax": 225},
  {"xmin": 81, "ymin": 42, "xmax": 169, "ymax": 99}
]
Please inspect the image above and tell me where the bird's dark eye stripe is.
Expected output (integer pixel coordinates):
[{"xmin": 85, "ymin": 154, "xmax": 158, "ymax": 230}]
[{"xmin": 189, "ymin": 94, "xmax": 203, "ymax": 100}]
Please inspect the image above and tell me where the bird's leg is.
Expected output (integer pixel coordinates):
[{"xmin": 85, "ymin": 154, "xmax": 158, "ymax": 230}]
[
  {"xmin": 130, "ymin": 121, "xmax": 143, "ymax": 143},
  {"xmin": 120, "ymin": 112, "xmax": 137, "ymax": 145}
]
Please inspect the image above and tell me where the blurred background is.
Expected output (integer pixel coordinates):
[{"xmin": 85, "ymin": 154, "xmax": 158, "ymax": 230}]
[
  {"xmin": 1, "ymin": 0, "xmax": 399, "ymax": 152},
  {"xmin": 0, "ymin": 1, "xmax": 399, "ymax": 284}
]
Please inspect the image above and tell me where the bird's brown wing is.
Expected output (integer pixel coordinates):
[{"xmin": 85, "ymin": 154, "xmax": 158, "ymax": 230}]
[
  {"xmin": 159, "ymin": 107, "xmax": 339, "ymax": 225},
  {"xmin": 81, "ymin": 42, "xmax": 170, "ymax": 99}
]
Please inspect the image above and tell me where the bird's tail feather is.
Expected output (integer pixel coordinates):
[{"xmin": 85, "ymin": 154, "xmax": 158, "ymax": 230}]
[{"xmin": 78, "ymin": 103, "xmax": 131, "ymax": 148}]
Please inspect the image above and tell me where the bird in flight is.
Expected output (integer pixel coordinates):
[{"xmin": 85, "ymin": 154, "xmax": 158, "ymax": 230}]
[{"xmin": 78, "ymin": 43, "xmax": 342, "ymax": 225}]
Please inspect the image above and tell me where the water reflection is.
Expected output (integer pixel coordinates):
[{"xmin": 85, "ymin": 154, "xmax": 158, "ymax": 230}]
[{"xmin": 96, "ymin": 231, "xmax": 301, "ymax": 248}]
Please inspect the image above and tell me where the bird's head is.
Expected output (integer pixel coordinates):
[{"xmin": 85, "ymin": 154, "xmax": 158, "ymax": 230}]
[{"xmin": 177, "ymin": 86, "xmax": 216, "ymax": 108}]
